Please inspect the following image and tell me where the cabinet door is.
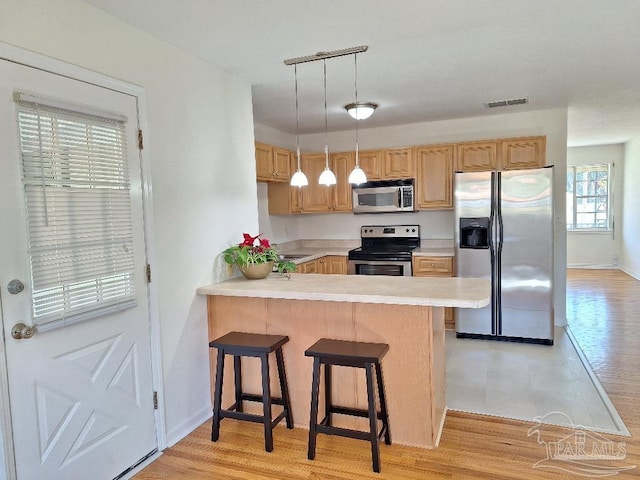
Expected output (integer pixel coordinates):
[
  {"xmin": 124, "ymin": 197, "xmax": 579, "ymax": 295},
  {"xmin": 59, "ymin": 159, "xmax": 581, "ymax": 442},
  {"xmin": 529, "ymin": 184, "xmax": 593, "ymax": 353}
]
[
  {"xmin": 301, "ymin": 154, "xmax": 331, "ymax": 212},
  {"xmin": 384, "ymin": 147, "xmax": 415, "ymax": 179},
  {"xmin": 500, "ymin": 136, "xmax": 546, "ymax": 170},
  {"xmin": 300, "ymin": 259, "xmax": 318, "ymax": 274},
  {"xmin": 358, "ymin": 149, "xmax": 383, "ymax": 180},
  {"xmin": 273, "ymin": 147, "xmax": 292, "ymax": 182},
  {"xmin": 416, "ymin": 145, "xmax": 454, "ymax": 210},
  {"xmin": 325, "ymin": 256, "xmax": 347, "ymax": 274},
  {"xmin": 331, "ymin": 152, "xmax": 354, "ymax": 212},
  {"xmin": 456, "ymin": 141, "xmax": 497, "ymax": 172},
  {"xmin": 255, "ymin": 142, "xmax": 274, "ymax": 181}
]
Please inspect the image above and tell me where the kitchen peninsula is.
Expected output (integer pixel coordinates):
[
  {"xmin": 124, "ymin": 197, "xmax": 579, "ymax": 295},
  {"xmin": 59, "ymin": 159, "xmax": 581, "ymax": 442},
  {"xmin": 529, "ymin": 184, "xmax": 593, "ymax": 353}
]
[{"xmin": 197, "ymin": 274, "xmax": 489, "ymax": 449}]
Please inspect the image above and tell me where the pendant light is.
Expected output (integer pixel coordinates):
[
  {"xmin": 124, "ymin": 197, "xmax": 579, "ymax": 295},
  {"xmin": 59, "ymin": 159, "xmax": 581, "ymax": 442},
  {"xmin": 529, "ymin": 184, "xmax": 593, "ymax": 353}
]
[
  {"xmin": 318, "ymin": 60, "xmax": 337, "ymax": 186},
  {"xmin": 290, "ymin": 63, "xmax": 308, "ymax": 187},
  {"xmin": 348, "ymin": 53, "xmax": 368, "ymax": 185}
]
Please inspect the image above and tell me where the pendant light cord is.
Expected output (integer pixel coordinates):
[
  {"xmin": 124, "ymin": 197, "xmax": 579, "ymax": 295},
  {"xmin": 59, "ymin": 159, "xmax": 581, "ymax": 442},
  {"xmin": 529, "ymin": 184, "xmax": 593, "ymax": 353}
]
[
  {"xmin": 323, "ymin": 60, "xmax": 329, "ymax": 166},
  {"xmin": 294, "ymin": 63, "xmax": 301, "ymax": 168},
  {"xmin": 354, "ymin": 53, "xmax": 360, "ymax": 167}
]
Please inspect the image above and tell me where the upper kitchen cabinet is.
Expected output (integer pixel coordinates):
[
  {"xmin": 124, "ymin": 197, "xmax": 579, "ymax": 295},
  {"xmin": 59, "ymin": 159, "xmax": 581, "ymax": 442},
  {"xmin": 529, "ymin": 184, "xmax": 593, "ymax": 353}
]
[
  {"xmin": 301, "ymin": 153, "xmax": 331, "ymax": 213},
  {"xmin": 331, "ymin": 152, "xmax": 354, "ymax": 212},
  {"xmin": 267, "ymin": 154, "xmax": 301, "ymax": 215},
  {"xmin": 456, "ymin": 141, "xmax": 498, "ymax": 172},
  {"xmin": 456, "ymin": 136, "xmax": 546, "ymax": 172},
  {"xmin": 255, "ymin": 142, "xmax": 291, "ymax": 182},
  {"xmin": 415, "ymin": 144, "xmax": 454, "ymax": 210},
  {"xmin": 358, "ymin": 149, "xmax": 384, "ymax": 180},
  {"xmin": 499, "ymin": 136, "xmax": 546, "ymax": 170},
  {"xmin": 384, "ymin": 147, "xmax": 415, "ymax": 179}
]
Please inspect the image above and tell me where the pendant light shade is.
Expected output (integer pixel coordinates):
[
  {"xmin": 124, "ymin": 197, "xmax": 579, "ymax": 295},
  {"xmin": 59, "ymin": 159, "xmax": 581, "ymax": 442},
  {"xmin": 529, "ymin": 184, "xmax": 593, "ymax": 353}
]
[
  {"xmin": 290, "ymin": 148, "xmax": 308, "ymax": 187},
  {"xmin": 349, "ymin": 54, "xmax": 368, "ymax": 185},
  {"xmin": 290, "ymin": 64, "xmax": 308, "ymax": 187}
]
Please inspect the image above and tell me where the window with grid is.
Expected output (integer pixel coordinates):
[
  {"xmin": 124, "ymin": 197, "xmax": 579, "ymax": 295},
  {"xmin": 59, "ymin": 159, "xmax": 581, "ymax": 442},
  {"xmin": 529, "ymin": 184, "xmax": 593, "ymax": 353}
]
[
  {"xmin": 566, "ymin": 164, "xmax": 611, "ymax": 231},
  {"xmin": 15, "ymin": 95, "xmax": 137, "ymax": 329}
]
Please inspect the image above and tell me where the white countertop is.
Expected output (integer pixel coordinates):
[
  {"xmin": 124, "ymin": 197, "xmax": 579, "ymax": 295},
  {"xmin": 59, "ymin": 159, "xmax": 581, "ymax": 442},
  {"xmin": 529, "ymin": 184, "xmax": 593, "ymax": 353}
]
[{"xmin": 197, "ymin": 273, "xmax": 489, "ymax": 308}]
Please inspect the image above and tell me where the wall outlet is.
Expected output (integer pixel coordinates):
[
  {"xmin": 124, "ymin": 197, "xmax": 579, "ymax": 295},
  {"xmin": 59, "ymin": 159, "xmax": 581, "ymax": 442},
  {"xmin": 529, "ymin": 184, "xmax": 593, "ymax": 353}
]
[{"xmin": 613, "ymin": 255, "xmax": 619, "ymax": 266}]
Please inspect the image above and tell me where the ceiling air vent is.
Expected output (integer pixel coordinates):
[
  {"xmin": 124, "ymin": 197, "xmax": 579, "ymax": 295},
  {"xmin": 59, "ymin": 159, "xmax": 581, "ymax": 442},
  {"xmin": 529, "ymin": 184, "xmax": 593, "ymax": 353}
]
[{"xmin": 484, "ymin": 97, "xmax": 528, "ymax": 108}]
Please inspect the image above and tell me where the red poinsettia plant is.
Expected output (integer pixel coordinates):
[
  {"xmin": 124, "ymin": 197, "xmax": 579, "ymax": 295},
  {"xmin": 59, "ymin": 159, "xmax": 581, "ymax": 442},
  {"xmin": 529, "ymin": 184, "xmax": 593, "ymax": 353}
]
[{"xmin": 222, "ymin": 233, "xmax": 295, "ymax": 274}]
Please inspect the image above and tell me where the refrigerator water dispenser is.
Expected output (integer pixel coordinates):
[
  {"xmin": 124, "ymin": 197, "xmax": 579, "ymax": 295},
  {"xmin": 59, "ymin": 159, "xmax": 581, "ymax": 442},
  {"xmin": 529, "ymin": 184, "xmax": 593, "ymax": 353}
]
[{"xmin": 459, "ymin": 217, "xmax": 489, "ymax": 249}]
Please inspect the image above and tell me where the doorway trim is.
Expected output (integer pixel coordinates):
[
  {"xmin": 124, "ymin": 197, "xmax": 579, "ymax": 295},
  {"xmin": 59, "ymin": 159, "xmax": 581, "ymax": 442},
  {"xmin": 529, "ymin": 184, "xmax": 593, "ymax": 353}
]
[{"xmin": 0, "ymin": 41, "xmax": 166, "ymax": 478}]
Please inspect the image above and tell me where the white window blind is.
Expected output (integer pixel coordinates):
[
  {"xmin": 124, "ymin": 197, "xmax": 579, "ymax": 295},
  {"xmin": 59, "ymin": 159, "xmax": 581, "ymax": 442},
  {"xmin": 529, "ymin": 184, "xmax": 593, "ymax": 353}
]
[{"xmin": 15, "ymin": 96, "xmax": 137, "ymax": 329}]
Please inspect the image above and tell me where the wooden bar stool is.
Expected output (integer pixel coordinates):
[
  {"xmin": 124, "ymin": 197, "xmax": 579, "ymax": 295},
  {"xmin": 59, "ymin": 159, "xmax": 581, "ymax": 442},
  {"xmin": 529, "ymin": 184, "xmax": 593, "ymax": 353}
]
[
  {"xmin": 209, "ymin": 331, "xmax": 293, "ymax": 452},
  {"xmin": 305, "ymin": 338, "xmax": 391, "ymax": 473}
]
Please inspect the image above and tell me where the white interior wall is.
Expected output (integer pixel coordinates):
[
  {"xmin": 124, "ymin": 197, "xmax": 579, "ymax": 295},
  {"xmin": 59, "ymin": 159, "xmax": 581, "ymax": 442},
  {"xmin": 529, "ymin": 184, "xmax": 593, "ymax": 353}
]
[
  {"xmin": 256, "ymin": 108, "xmax": 568, "ymax": 325},
  {"xmin": 566, "ymin": 144, "xmax": 623, "ymax": 268},
  {"xmin": 0, "ymin": 0, "xmax": 259, "ymax": 448},
  {"xmin": 623, "ymin": 137, "xmax": 640, "ymax": 279}
]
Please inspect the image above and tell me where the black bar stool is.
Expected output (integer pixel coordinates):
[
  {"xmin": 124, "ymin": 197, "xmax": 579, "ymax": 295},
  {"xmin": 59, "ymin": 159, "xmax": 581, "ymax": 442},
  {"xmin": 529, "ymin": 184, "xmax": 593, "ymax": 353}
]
[
  {"xmin": 305, "ymin": 338, "xmax": 391, "ymax": 473},
  {"xmin": 209, "ymin": 331, "xmax": 293, "ymax": 452}
]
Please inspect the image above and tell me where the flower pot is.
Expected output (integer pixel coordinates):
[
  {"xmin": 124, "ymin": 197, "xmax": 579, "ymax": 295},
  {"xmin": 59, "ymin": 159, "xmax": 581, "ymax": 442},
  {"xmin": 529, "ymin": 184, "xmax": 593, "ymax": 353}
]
[{"xmin": 239, "ymin": 262, "xmax": 274, "ymax": 280}]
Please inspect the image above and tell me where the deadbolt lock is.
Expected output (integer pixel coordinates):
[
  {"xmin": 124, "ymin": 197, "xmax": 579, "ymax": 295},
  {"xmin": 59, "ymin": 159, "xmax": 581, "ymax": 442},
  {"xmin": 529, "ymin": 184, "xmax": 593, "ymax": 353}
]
[{"xmin": 11, "ymin": 323, "xmax": 35, "ymax": 340}]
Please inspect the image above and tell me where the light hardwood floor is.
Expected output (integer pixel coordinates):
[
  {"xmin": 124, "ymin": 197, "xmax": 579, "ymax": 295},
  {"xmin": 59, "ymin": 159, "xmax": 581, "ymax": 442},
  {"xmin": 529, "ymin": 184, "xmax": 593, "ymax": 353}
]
[{"xmin": 134, "ymin": 269, "xmax": 640, "ymax": 479}]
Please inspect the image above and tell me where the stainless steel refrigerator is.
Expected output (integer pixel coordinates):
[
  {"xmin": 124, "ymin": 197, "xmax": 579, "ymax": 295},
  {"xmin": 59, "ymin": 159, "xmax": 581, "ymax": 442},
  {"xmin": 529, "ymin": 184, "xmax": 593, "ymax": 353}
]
[{"xmin": 454, "ymin": 167, "xmax": 554, "ymax": 345}]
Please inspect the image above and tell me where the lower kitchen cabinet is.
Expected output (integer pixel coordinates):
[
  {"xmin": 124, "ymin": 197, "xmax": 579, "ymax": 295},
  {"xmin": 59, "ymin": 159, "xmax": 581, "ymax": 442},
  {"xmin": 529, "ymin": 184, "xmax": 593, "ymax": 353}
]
[
  {"xmin": 298, "ymin": 256, "xmax": 347, "ymax": 275},
  {"xmin": 319, "ymin": 255, "xmax": 348, "ymax": 274},
  {"xmin": 412, "ymin": 256, "xmax": 455, "ymax": 329}
]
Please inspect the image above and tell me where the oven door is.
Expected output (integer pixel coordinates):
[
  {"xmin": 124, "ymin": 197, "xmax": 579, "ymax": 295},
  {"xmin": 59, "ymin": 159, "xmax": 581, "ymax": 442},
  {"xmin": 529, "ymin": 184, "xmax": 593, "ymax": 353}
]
[{"xmin": 348, "ymin": 260, "xmax": 412, "ymax": 276}]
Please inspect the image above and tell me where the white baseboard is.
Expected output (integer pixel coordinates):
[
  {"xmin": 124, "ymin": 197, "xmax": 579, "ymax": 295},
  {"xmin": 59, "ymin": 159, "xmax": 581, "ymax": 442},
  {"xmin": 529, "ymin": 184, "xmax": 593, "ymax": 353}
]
[
  {"xmin": 621, "ymin": 266, "xmax": 640, "ymax": 281},
  {"xmin": 567, "ymin": 264, "xmax": 619, "ymax": 269},
  {"xmin": 165, "ymin": 405, "xmax": 212, "ymax": 448}
]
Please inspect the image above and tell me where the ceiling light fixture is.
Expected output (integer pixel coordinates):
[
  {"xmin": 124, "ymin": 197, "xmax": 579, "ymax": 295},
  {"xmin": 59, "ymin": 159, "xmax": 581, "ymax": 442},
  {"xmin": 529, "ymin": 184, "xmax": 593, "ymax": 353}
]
[
  {"xmin": 318, "ymin": 59, "xmax": 337, "ymax": 186},
  {"xmin": 345, "ymin": 101, "xmax": 378, "ymax": 120},
  {"xmin": 348, "ymin": 53, "xmax": 368, "ymax": 185},
  {"xmin": 289, "ymin": 63, "xmax": 308, "ymax": 188},
  {"xmin": 284, "ymin": 46, "xmax": 369, "ymax": 187}
]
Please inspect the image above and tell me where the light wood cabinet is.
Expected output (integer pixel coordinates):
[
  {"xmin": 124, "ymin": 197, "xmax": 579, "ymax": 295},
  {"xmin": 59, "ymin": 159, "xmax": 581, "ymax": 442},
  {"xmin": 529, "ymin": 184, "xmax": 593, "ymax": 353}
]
[
  {"xmin": 298, "ymin": 259, "xmax": 318, "ymax": 274},
  {"xmin": 299, "ymin": 256, "xmax": 347, "ymax": 275},
  {"xmin": 457, "ymin": 136, "xmax": 546, "ymax": 172},
  {"xmin": 331, "ymin": 152, "xmax": 354, "ymax": 212},
  {"xmin": 412, "ymin": 256, "xmax": 455, "ymax": 329},
  {"xmin": 499, "ymin": 136, "xmax": 546, "ymax": 170},
  {"xmin": 318, "ymin": 256, "xmax": 348, "ymax": 274},
  {"xmin": 301, "ymin": 154, "xmax": 331, "ymax": 213},
  {"xmin": 416, "ymin": 144, "xmax": 454, "ymax": 210},
  {"xmin": 358, "ymin": 149, "xmax": 383, "ymax": 180},
  {"xmin": 384, "ymin": 147, "xmax": 415, "ymax": 179},
  {"xmin": 267, "ymin": 154, "xmax": 301, "ymax": 215},
  {"xmin": 456, "ymin": 141, "xmax": 498, "ymax": 172},
  {"xmin": 255, "ymin": 142, "xmax": 290, "ymax": 182}
]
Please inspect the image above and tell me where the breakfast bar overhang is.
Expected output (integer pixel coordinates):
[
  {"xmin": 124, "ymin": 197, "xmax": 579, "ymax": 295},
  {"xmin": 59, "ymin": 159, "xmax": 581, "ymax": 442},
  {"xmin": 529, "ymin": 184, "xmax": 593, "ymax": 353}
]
[{"xmin": 197, "ymin": 273, "xmax": 490, "ymax": 449}]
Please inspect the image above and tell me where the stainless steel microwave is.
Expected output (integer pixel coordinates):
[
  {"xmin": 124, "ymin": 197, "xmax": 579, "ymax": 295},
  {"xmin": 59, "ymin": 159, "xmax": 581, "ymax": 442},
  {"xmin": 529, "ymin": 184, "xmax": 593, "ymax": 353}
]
[{"xmin": 352, "ymin": 178, "xmax": 415, "ymax": 214}]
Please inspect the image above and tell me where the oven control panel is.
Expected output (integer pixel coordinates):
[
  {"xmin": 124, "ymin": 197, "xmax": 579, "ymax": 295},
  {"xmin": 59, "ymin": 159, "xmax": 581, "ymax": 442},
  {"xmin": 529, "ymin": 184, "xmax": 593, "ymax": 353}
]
[{"xmin": 360, "ymin": 225, "xmax": 420, "ymax": 238}]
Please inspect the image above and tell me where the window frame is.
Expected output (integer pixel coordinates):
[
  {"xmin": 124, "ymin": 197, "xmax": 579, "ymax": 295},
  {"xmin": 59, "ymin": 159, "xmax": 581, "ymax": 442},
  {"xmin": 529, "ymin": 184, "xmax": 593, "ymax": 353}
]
[{"xmin": 566, "ymin": 163, "xmax": 612, "ymax": 232}]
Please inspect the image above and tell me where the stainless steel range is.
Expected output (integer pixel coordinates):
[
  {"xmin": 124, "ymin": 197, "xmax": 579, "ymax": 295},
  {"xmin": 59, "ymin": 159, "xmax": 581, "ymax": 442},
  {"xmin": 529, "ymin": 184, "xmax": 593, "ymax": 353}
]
[{"xmin": 348, "ymin": 225, "xmax": 420, "ymax": 276}]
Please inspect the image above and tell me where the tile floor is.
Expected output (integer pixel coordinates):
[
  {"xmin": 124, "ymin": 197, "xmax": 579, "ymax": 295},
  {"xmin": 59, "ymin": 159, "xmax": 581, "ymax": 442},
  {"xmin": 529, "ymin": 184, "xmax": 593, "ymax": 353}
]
[{"xmin": 445, "ymin": 327, "xmax": 629, "ymax": 436}]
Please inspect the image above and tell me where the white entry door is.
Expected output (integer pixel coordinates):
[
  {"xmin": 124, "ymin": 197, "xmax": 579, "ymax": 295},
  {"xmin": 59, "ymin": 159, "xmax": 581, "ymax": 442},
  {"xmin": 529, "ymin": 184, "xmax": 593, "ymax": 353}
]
[{"xmin": 0, "ymin": 60, "xmax": 157, "ymax": 480}]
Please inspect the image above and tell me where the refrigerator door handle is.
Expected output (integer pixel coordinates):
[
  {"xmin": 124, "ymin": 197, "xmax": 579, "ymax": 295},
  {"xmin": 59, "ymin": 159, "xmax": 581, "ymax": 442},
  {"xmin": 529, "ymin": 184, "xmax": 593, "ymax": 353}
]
[{"xmin": 495, "ymin": 172, "xmax": 503, "ymax": 335}]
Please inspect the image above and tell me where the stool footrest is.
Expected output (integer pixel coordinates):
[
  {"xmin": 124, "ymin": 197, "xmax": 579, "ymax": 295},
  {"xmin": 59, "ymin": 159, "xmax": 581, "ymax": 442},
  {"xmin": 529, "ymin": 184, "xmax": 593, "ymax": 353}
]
[
  {"xmin": 240, "ymin": 393, "xmax": 287, "ymax": 407},
  {"xmin": 327, "ymin": 405, "xmax": 385, "ymax": 420},
  {"xmin": 316, "ymin": 424, "xmax": 373, "ymax": 442}
]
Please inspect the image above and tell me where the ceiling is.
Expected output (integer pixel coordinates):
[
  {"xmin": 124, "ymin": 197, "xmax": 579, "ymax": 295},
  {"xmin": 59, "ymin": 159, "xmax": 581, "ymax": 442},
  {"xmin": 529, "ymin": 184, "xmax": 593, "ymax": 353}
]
[{"xmin": 82, "ymin": 0, "xmax": 640, "ymax": 147}]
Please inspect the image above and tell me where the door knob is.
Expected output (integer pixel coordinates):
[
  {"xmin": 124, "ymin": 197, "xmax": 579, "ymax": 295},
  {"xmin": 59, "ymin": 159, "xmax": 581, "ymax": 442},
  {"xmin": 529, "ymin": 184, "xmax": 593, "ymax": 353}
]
[
  {"xmin": 7, "ymin": 279, "xmax": 25, "ymax": 295},
  {"xmin": 11, "ymin": 323, "xmax": 35, "ymax": 340}
]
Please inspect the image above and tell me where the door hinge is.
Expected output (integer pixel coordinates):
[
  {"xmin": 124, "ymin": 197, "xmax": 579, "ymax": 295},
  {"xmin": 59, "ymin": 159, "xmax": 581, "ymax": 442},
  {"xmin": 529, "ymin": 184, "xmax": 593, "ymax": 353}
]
[
  {"xmin": 138, "ymin": 129, "xmax": 144, "ymax": 150},
  {"xmin": 153, "ymin": 391, "xmax": 158, "ymax": 410},
  {"xmin": 146, "ymin": 264, "xmax": 152, "ymax": 283}
]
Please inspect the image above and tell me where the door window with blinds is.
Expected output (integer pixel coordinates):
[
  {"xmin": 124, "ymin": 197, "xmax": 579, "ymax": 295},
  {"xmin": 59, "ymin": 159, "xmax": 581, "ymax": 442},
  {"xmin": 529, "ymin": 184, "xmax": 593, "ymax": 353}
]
[{"xmin": 15, "ymin": 94, "xmax": 137, "ymax": 329}]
